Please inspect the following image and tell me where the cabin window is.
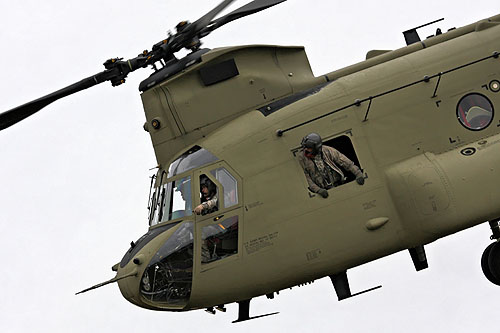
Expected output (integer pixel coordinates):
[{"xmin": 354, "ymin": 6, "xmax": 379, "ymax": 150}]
[
  {"xmin": 168, "ymin": 146, "xmax": 218, "ymax": 177},
  {"xmin": 150, "ymin": 176, "xmax": 192, "ymax": 226},
  {"xmin": 296, "ymin": 134, "xmax": 363, "ymax": 195},
  {"xmin": 322, "ymin": 135, "xmax": 362, "ymax": 184},
  {"xmin": 201, "ymin": 216, "xmax": 238, "ymax": 264},
  {"xmin": 456, "ymin": 93, "xmax": 494, "ymax": 131}
]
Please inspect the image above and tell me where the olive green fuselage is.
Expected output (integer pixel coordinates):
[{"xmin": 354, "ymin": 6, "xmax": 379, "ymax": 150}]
[{"xmin": 118, "ymin": 14, "xmax": 500, "ymax": 310}]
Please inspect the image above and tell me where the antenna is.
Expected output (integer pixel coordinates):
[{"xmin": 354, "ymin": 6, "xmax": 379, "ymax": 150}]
[{"xmin": 403, "ymin": 18, "xmax": 444, "ymax": 45}]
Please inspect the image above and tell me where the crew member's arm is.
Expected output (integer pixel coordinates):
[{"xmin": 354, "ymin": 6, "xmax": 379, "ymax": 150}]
[
  {"xmin": 203, "ymin": 196, "xmax": 218, "ymax": 210},
  {"xmin": 194, "ymin": 194, "xmax": 219, "ymax": 215},
  {"xmin": 328, "ymin": 147, "xmax": 365, "ymax": 185}
]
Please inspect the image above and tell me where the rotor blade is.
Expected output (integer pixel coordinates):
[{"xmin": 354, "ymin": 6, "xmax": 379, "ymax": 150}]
[
  {"xmin": 166, "ymin": 0, "xmax": 235, "ymax": 52},
  {"xmin": 0, "ymin": 71, "xmax": 110, "ymax": 131},
  {"xmin": 190, "ymin": 0, "xmax": 236, "ymax": 32},
  {"xmin": 207, "ymin": 0, "xmax": 287, "ymax": 31}
]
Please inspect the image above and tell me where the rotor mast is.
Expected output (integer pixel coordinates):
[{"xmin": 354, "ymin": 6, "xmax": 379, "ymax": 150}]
[{"xmin": 0, "ymin": 0, "xmax": 287, "ymax": 131}]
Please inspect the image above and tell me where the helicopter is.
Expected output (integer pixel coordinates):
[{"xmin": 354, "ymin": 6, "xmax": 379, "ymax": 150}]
[{"xmin": 0, "ymin": 0, "xmax": 500, "ymax": 328}]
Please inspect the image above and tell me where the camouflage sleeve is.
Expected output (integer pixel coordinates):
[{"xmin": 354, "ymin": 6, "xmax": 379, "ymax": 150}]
[
  {"xmin": 202, "ymin": 195, "xmax": 218, "ymax": 210},
  {"xmin": 298, "ymin": 154, "xmax": 322, "ymax": 193},
  {"xmin": 330, "ymin": 147, "xmax": 363, "ymax": 178}
]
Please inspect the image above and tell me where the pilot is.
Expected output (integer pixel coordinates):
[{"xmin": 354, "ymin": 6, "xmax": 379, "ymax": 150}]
[
  {"xmin": 298, "ymin": 133, "xmax": 364, "ymax": 198},
  {"xmin": 194, "ymin": 175, "xmax": 218, "ymax": 215},
  {"xmin": 176, "ymin": 177, "xmax": 192, "ymax": 215}
]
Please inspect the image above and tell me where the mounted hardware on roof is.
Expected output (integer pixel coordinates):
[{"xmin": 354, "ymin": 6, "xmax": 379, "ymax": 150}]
[{"xmin": 403, "ymin": 18, "xmax": 444, "ymax": 45}]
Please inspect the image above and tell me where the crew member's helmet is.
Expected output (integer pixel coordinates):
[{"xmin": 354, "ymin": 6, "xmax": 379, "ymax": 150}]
[
  {"xmin": 200, "ymin": 175, "xmax": 216, "ymax": 195},
  {"xmin": 301, "ymin": 132, "xmax": 323, "ymax": 155}
]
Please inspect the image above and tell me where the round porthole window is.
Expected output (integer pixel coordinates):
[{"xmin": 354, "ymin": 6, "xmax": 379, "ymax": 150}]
[{"xmin": 456, "ymin": 93, "xmax": 494, "ymax": 131}]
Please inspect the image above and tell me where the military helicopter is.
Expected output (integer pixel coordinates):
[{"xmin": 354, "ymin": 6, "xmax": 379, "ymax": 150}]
[{"xmin": 1, "ymin": 0, "xmax": 500, "ymax": 328}]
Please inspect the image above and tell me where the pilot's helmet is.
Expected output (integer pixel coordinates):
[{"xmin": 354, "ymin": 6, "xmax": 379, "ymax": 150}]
[
  {"xmin": 301, "ymin": 132, "xmax": 322, "ymax": 155},
  {"xmin": 200, "ymin": 175, "xmax": 216, "ymax": 195}
]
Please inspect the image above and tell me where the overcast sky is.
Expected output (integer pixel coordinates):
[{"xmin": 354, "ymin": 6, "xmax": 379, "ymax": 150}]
[{"xmin": 1, "ymin": 1, "xmax": 499, "ymax": 332}]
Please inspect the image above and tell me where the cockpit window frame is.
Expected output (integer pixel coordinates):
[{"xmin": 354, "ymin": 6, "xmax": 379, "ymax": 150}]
[
  {"xmin": 143, "ymin": 159, "xmax": 243, "ymax": 307},
  {"xmin": 196, "ymin": 172, "xmax": 224, "ymax": 219},
  {"xmin": 149, "ymin": 157, "xmax": 227, "ymax": 228},
  {"xmin": 192, "ymin": 161, "xmax": 243, "ymax": 273},
  {"xmin": 193, "ymin": 161, "xmax": 242, "ymax": 222}
]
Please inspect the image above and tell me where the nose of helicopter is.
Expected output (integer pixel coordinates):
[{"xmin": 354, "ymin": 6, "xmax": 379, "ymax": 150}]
[
  {"xmin": 116, "ymin": 221, "xmax": 195, "ymax": 310},
  {"xmin": 116, "ymin": 265, "xmax": 144, "ymax": 308}
]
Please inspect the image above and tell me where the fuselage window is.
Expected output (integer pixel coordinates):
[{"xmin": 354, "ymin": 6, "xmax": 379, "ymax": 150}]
[
  {"xmin": 457, "ymin": 93, "xmax": 494, "ymax": 131},
  {"xmin": 322, "ymin": 135, "xmax": 362, "ymax": 184},
  {"xmin": 201, "ymin": 216, "xmax": 238, "ymax": 264},
  {"xmin": 296, "ymin": 134, "xmax": 364, "ymax": 197}
]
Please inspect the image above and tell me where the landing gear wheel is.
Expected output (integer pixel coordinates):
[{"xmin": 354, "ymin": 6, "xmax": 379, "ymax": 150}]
[
  {"xmin": 488, "ymin": 242, "xmax": 500, "ymax": 280},
  {"xmin": 481, "ymin": 243, "xmax": 500, "ymax": 286}
]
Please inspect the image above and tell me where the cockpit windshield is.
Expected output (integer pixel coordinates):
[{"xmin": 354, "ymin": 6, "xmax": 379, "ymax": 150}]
[
  {"xmin": 168, "ymin": 145, "xmax": 218, "ymax": 177},
  {"xmin": 149, "ymin": 176, "xmax": 192, "ymax": 226}
]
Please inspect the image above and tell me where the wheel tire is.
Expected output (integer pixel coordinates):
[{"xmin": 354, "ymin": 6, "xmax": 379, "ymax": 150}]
[
  {"xmin": 488, "ymin": 242, "xmax": 500, "ymax": 281},
  {"xmin": 481, "ymin": 243, "xmax": 500, "ymax": 286}
]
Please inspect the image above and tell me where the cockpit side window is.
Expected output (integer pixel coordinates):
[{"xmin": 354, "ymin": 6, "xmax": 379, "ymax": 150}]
[
  {"xmin": 194, "ymin": 167, "xmax": 239, "ymax": 216},
  {"xmin": 168, "ymin": 146, "xmax": 218, "ymax": 177},
  {"xmin": 195, "ymin": 174, "xmax": 219, "ymax": 216},
  {"xmin": 210, "ymin": 167, "xmax": 238, "ymax": 209}
]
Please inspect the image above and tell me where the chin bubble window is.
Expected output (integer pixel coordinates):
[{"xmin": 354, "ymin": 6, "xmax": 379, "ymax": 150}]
[
  {"xmin": 201, "ymin": 216, "xmax": 238, "ymax": 264},
  {"xmin": 457, "ymin": 93, "xmax": 494, "ymax": 131},
  {"xmin": 140, "ymin": 221, "xmax": 194, "ymax": 307}
]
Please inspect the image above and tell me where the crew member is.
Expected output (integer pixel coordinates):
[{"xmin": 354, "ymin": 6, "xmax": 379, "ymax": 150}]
[
  {"xmin": 298, "ymin": 133, "xmax": 364, "ymax": 198},
  {"xmin": 194, "ymin": 175, "xmax": 218, "ymax": 215}
]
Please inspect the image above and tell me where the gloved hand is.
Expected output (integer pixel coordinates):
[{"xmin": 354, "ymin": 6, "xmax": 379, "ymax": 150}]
[
  {"xmin": 356, "ymin": 176, "xmax": 365, "ymax": 185},
  {"xmin": 317, "ymin": 188, "xmax": 329, "ymax": 198}
]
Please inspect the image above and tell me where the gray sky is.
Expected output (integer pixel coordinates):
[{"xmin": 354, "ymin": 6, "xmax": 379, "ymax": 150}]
[{"xmin": 0, "ymin": 1, "xmax": 499, "ymax": 332}]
